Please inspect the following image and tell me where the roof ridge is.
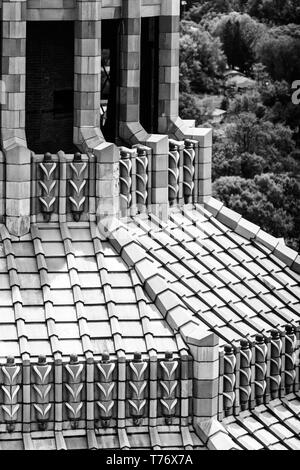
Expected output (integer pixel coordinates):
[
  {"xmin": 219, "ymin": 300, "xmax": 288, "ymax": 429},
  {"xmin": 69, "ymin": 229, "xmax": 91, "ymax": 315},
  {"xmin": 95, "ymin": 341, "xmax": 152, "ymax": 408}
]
[
  {"xmin": 89, "ymin": 221, "xmax": 127, "ymax": 358},
  {"xmin": 204, "ymin": 198, "xmax": 300, "ymax": 274},
  {"xmin": 30, "ymin": 224, "xmax": 62, "ymax": 359},
  {"xmin": 0, "ymin": 224, "xmax": 30, "ymax": 360},
  {"xmin": 96, "ymin": 216, "xmax": 213, "ymax": 351},
  {"xmin": 59, "ymin": 222, "xmax": 94, "ymax": 360}
]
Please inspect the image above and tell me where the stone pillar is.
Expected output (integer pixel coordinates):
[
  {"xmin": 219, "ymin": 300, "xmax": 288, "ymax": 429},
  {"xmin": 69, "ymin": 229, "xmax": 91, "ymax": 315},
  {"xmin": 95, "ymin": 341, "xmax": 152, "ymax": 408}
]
[
  {"xmin": 1, "ymin": 0, "xmax": 31, "ymax": 236},
  {"xmin": 74, "ymin": 0, "xmax": 119, "ymax": 220},
  {"xmin": 158, "ymin": 0, "xmax": 212, "ymax": 203},
  {"xmin": 74, "ymin": 0, "xmax": 103, "ymax": 150},
  {"xmin": 119, "ymin": 0, "xmax": 148, "ymax": 144},
  {"xmin": 183, "ymin": 329, "xmax": 219, "ymax": 422},
  {"xmin": 118, "ymin": 0, "xmax": 169, "ymax": 220},
  {"xmin": 158, "ymin": 0, "xmax": 180, "ymax": 134}
]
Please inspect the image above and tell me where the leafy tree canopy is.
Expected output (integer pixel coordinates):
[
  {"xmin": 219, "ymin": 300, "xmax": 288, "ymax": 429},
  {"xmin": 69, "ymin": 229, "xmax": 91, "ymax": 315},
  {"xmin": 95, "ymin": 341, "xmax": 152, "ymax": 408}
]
[
  {"xmin": 213, "ymin": 174, "xmax": 300, "ymax": 249},
  {"xmin": 213, "ymin": 12, "xmax": 265, "ymax": 72},
  {"xmin": 180, "ymin": 20, "xmax": 227, "ymax": 94}
]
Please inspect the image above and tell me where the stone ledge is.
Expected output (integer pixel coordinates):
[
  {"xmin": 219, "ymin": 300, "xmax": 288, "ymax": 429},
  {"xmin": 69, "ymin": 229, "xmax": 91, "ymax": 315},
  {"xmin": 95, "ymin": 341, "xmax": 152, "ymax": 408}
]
[
  {"xmin": 273, "ymin": 242, "xmax": 298, "ymax": 267},
  {"xmin": 205, "ymin": 199, "xmax": 300, "ymax": 272},
  {"xmin": 204, "ymin": 197, "xmax": 223, "ymax": 218}
]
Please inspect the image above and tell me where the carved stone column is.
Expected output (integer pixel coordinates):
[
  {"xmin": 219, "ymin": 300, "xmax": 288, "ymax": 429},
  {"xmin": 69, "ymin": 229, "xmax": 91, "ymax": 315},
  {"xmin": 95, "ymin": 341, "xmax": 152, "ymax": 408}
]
[
  {"xmin": 158, "ymin": 0, "xmax": 212, "ymax": 203},
  {"xmin": 1, "ymin": 0, "xmax": 31, "ymax": 236},
  {"xmin": 74, "ymin": 0, "xmax": 103, "ymax": 148}
]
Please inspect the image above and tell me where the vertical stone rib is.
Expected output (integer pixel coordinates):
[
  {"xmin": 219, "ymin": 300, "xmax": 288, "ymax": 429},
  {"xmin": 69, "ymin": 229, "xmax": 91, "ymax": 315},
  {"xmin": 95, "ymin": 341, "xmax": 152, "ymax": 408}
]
[
  {"xmin": 89, "ymin": 222, "xmax": 129, "ymax": 446},
  {"xmin": 135, "ymin": 146, "xmax": 148, "ymax": 212},
  {"xmin": 218, "ymin": 349, "xmax": 224, "ymax": 421},
  {"xmin": 129, "ymin": 268, "xmax": 159, "ymax": 440},
  {"xmin": 254, "ymin": 335, "xmax": 267, "ymax": 405},
  {"xmin": 89, "ymin": 222, "xmax": 126, "ymax": 357},
  {"xmin": 0, "ymin": 356, "xmax": 22, "ymax": 433},
  {"xmin": 168, "ymin": 140, "xmax": 180, "ymax": 205},
  {"xmin": 223, "ymin": 345, "xmax": 236, "ymax": 417},
  {"xmin": 60, "ymin": 223, "xmax": 95, "ymax": 429},
  {"xmin": 60, "ymin": 223, "xmax": 93, "ymax": 359},
  {"xmin": 58, "ymin": 151, "xmax": 67, "ymax": 223},
  {"xmin": 1, "ymin": 0, "xmax": 31, "ymax": 236},
  {"xmin": 285, "ymin": 324, "xmax": 296, "ymax": 394},
  {"xmin": 0, "ymin": 224, "xmax": 30, "ymax": 432},
  {"xmin": 175, "ymin": 333, "xmax": 194, "ymax": 450},
  {"xmin": 119, "ymin": 147, "xmax": 133, "ymax": 216},
  {"xmin": 234, "ymin": 346, "xmax": 241, "ymax": 416},
  {"xmin": 68, "ymin": 152, "xmax": 88, "ymax": 222},
  {"xmin": 74, "ymin": 0, "xmax": 102, "ymax": 145},
  {"xmin": 270, "ymin": 330, "xmax": 282, "ymax": 400},
  {"xmin": 0, "ymin": 225, "xmax": 29, "ymax": 359},
  {"xmin": 183, "ymin": 140, "xmax": 195, "ymax": 204},
  {"xmin": 119, "ymin": 0, "xmax": 142, "ymax": 126},
  {"xmin": 39, "ymin": 153, "xmax": 58, "ymax": 222},
  {"xmin": 30, "ymin": 224, "xmax": 62, "ymax": 358},
  {"xmin": 239, "ymin": 339, "xmax": 252, "ymax": 411}
]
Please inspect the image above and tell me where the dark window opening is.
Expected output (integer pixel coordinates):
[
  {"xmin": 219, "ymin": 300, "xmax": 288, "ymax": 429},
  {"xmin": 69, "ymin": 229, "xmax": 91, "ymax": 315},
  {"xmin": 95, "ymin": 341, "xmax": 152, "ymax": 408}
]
[
  {"xmin": 53, "ymin": 90, "xmax": 73, "ymax": 117},
  {"xmin": 26, "ymin": 21, "xmax": 75, "ymax": 154},
  {"xmin": 100, "ymin": 19, "xmax": 121, "ymax": 143},
  {"xmin": 140, "ymin": 17, "xmax": 159, "ymax": 134}
]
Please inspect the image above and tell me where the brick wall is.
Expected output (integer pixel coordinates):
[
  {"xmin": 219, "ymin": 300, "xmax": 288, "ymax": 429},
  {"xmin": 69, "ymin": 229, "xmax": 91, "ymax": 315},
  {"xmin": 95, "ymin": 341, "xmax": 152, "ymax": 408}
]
[{"xmin": 25, "ymin": 21, "xmax": 75, "ymax": 153}]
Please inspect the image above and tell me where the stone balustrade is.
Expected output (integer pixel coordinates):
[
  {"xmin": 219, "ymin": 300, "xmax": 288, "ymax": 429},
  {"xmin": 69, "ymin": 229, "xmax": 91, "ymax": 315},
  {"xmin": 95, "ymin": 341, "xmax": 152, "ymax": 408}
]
[{"xmin": 218, "ymin": 325, "xmax": 300, "ymax": 420}]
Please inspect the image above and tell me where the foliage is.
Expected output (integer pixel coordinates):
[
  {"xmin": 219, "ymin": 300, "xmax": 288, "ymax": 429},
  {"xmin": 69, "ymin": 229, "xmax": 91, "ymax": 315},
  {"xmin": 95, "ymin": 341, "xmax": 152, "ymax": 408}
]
[
  {"xmin": 256, "ymin": 27, "xmax": 300, "ymax": 83},
  {"xmin": 180, "ymin": 20, "xmax": 227, "ymax": 94},
  {"xmin": 246, "ymin": 0, "xmax": 300, "ymax": 25},
  {"xmin": 224, "ymin": 112, "xmax": 295, "ymax": 164},
  {"xmin": 213, "ymin": 174, "xmax": 300, "ymax": 250},
  {"xmin": 182, "ymin": 1, "xmax": 300, "ymax": 251},
  {"xmin": 213, "ymin": 12, "xmax": 265, "ymax": 72},
  {"xmin": 186, "ymin": 0, "xmax": 300, "ymax": 25},
  {"xmin": 179, "ymin": 92, "xmax": 214, "ymax": 125}
]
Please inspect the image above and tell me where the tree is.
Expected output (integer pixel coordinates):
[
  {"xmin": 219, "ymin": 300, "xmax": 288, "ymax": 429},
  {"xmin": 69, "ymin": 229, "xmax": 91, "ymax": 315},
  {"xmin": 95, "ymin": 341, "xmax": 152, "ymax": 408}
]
[
  {"xmin": 213, "ymin": 12, "xmax": 265, "ymax": 72},
  {"xmin": 224, "ymin": 112, "xmax": 295, "ymax": 170},
  {"xmin": 246, "ymin": 0, "xmax": 300, "ymax": 25},
  {"xmin": 256, "ymin": 27, "xmax": 300, "ymax": 83},
  {"xmin": 179, "ymin": 92, "xmax": 214, "ymax": 126},
  {"xmin": 213, "ymin": 174, "xmax": 300, "ymax": 250},
  {"xmin": 180, "ymin": 20, "xmax": 227, "ymax": 94}
]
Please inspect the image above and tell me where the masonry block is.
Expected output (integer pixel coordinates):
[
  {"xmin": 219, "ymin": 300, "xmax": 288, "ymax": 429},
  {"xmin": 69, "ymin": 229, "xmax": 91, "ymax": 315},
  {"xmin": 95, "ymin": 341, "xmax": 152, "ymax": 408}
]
[
  {"xmin": 235, "ymin": 217, "xmax": 260, "ymax": 240},
  {"xmin": 94, "ymin": 141, "xmax": 119, "ymax": 163},
  {"xmin": 185, "ymin": 128, "xmax": 212, "ymax": 148},
  {"xmin": 193, "ymin": 397, "xmax": 218, "ymax": 419},
  {"xmin": 194, "ymin": 378, "xmax": 219, "ymax": 399},
  {"xmin": 207, "ymin": 432, "xmax": 238, "ymax": 450},
  {"xmin": 273, "ymin": 242, "xmax": 298, "ymax": 267},
  {"xmin": 194, "ymin": 360, "xmax": 219, "ymax": 381},
  {"xmin": 166, "ymin": 305, "xmax": 195, "ymax": 330},
  {"xmin": 216, "ymin": 206, "xmax": 242, "ymax": 230},
  {"xmin": 6, "ymin": 198, "xmax": 30, "ymax": 216},
  {"xmin": 204, "ymin": 197, "xmax": 223, "ymax": 218},
  {"xmin": 145, "ymin": 275, "xmax": 168, "ymax": 302},
  {"xmin": 6, "ymin": 215, "xmax": 30, "ymax": 237},
  {"xmin": 121, "ymin": 242, "xmax": 148, "ymax": 267},
  {"xmin": 291, "ymin": 255, "xmax": 300, "ymax": 274},
  {"xmin": 161, "ymin": 0, "xmax": 180, "ymax": 17},
  {"xmin": 255, "ymin": 229, "xmax": 279, "ymax": 252}
]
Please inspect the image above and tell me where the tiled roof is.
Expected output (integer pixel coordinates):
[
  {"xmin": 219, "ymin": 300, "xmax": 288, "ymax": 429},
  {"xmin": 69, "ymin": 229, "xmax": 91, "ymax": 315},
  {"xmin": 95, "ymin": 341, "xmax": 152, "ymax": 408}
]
[
  {"xmin": 223, "ymin": 393, "xmax": 300, "ymax": 450},
  {"xmin": 0, "ymin": 425, "xmax": 205, "ymax": 451},
  {"xmin": 0, "ymin": 202, "xmax": 299, "ymax": 449},
  {"xmin": 0, "ymin": 222, "xmax": 184, "ymax": 359},
  {"xmin": 129, "ymin": 204, "xmax": 300, "ymax": 346}
]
